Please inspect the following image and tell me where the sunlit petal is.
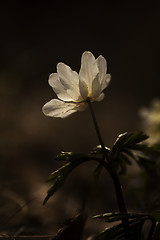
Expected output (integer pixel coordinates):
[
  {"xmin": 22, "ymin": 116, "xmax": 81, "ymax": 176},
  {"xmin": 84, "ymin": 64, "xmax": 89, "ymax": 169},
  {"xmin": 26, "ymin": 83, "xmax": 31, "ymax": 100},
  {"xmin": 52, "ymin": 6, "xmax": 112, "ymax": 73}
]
[
  {"xmin": 94, "ymin": 93, "xmax": 105, "ymax": 102},
  {"xmin": 91, "ymin": 74, "xmax": 101, "ymax": 98},
  {"xmin": 79, "ymin": 51, "xmax": 99, "ymax": 93},
  {"xmin": 79, "ymin": 79, "xmax": 88, "ymax": 100},
  {"xmin": 42, "ymin": 99, "xmax": 79, "ymax": 118},
  {"xmin": 101, "ymin": 74, "xmax": 111, "ymax": 91},
  {"xmin": 96, "ymin": 55, "xmax": 107, "ymax": 84},
  {"xmin": 49, "ymin": 73, "xmax": 74, "ymax": 102},
  {"xmin": 57, "ymin": 63, "xmax": 82, "ymax": 101}
]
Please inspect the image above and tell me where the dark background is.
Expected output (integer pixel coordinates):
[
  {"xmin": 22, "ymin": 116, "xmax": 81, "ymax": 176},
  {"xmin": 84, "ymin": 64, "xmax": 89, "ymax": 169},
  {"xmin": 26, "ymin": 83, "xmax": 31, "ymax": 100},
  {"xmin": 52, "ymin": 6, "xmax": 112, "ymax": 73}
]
[{"xmin": 0, "ymin": 0, "xmax": 160, "ymax": 237}]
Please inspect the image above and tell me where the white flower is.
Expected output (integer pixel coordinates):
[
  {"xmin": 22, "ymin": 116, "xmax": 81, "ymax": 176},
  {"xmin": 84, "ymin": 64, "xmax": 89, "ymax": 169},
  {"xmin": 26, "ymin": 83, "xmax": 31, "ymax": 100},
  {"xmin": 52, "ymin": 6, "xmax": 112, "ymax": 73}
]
[{"xmin": 42, "ymin": 51, "xmax": 111, "ymax": 118}]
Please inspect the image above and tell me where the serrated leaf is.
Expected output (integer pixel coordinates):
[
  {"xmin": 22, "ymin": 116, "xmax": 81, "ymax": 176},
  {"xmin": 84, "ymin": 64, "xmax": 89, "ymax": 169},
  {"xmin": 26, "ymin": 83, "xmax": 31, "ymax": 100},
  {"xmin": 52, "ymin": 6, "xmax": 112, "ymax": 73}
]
[
  {"xmin": 111, "ymin": 131, "xmax": 160, "ymax": 174},
  {"xmin": 44, "ymin": 154, "xmax": 90, "ymax": 204},
  {"xmin": 112, "ymin": 132, "xmax": 148, "ymax": 152}
]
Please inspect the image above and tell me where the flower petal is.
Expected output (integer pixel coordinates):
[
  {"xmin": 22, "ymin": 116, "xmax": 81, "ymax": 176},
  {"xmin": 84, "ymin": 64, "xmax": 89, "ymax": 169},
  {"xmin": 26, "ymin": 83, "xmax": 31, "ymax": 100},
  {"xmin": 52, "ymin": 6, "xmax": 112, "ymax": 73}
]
[
  {"xmin": 49, "ymin": 73, "xmax": 74, "ymax": 102},
  {"xmin": 42, "ymin": 99, "xmax": 77, "ymax": 118},
  {"xmin": 96, "ymin": 55, "xmax": 107, "ymax": 82},
  {"xmin": 42, "ymin": 99, "xmax": 87, "ymax": 118},
  {"xmin": 79, "ymin": 51, "xmax": 99, "ymax": 94},
  {"xmin": 101, "ymin": 74, "xmax": 111, "ymax": 91},
  {"xmin": 79, "ymin": 79, "xmax": 88, "ymax": 100},
  {"xmin": 96, "ymin": 55, "xmax": 111, "ymax": 91},
  {"xmin": 94, "ymin": 93, "xmax": 105, "ymax": 102},
  {"xmin": 91, "ymin": 74, "xmax": 101, "ymax": 98},
  {"xmin": 57, "ymin": 63, "xmax": 82, "ymax": 102}
]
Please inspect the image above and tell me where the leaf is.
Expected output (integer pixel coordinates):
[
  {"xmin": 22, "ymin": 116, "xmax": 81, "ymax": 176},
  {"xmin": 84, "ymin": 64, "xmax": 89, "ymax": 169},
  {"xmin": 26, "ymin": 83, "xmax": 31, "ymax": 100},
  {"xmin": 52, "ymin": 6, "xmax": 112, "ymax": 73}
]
[
  {"xmin": 94, "ymin": 218, "xmax": 145, "ymax": 240},
  {"xmin": 43, "ymin": 175, "xmax": 66, "ymax": 205},
  {"xmin": 93, "ymin": 212, "xmax": 157, "ymax": 240},
  {"xmin": 152, "ymin": 222, "xmax": 160, "ymax": 240},
  {"xmin": 53, "ymin": 212, "xmax": 87, "ymax": 240},
  {"xmin": 43, "ymin": 154, "xmax": 90, "ymax": 204},
  {"xmin": 113, "ymin": 132, "xmax": 148, "ymax": 151},
  {"xmin": 110, "ymin": 131, "xmax": 160, "ymax": 174},
  {"xmin": 55, "ymin": 152, "xmax": 89, "ymax": 162},
  {"xmin": 93, "ymin": 212, "xmax": 148, "ymax": 222}
]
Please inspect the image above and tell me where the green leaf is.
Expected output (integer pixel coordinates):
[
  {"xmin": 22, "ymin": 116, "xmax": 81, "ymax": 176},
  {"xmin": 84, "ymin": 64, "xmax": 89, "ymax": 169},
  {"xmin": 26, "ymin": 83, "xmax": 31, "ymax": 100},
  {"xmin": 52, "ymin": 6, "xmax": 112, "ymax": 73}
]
[
  {"xmin": 43, "ymin": 175, "xmax": 66, "ymax": 205},
  {"xmin": 55, "ymin": 152, "xmax": 89, "ymax": 162},
  {"xmin": 113, "ymin": 132, "xmax": 148, "ymax": 151},
  {"xmin": 111, "ymin": 131, "xmax": 160, "ymax": 174},
  {"xmin": 93, "ymin": 212, "xmax": 157, "ymax": 240},
  {"xmin": 43, "ymin": 154, "xmax": 90, "ymax": 204},
  {"xmin": 94, "ymin": 218, "xmax": 145, "ymax": 240},
  {"xmin": 93, "ymin": 212, "xmax": 148, "ymax": 222}
]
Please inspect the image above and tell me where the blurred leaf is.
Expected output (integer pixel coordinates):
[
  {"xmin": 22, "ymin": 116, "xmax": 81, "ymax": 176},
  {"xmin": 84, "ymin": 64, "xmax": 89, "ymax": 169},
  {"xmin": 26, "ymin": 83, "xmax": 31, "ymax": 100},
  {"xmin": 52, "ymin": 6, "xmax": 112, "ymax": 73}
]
[
  {"xmin": 43, "ymin": 175, "xmax": 66, "ymax": 205},
  {"xmin": 110, "ymin": 131, "xmax": 160, "ymax": 174},
  {"xmin": 93, "ymin": 212, "xmax": 148, "ymax": 222},
  {"xmin": 152, "ymin": 222, "xmax": 160, "ymax": 240},
  {"xmin": 93, "ymin": 212, "xmax": 157, "ymax": 240},
  {"xmin": 53, "ymin": 212, "xmax": 87, "ymax": 240},
  {"xmin": 94, "ymin": 218, "xmax": 145, "ymax": 240},
  {"xmin": 44, "ymin": 153, "xmax": 90, "ymax": 204}
]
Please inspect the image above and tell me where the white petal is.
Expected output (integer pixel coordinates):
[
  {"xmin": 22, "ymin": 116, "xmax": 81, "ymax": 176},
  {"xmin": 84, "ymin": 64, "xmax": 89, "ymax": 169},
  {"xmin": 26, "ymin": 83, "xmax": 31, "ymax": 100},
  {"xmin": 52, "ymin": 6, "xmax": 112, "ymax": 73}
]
[
  {"xmin": 91, "ymin": 74, "xmax": 101, "ymax": 98},
  {"xmin": 94, "ymin": 93, "xmax": 105, "ymax": 102},
  {"xmin": 42, "ymin": 99, "xmax": 79, "ymax": 118},
  {"xmin": 101, "ymin": 74, "xmax": 111, "ymax": 91},
  {"xmin": 96, "ymin": 56, "xmax": 111, "ymax": 91},
  {"xmin": 49, "ymin": 73, "xmax": 74, "ymax": 102},
  {"xmin": 96, "ymin": 55, "xmax": 107, "ymax": 84},
  {"xmin": 79, "ymin": 79, "xmax": 88, "ymax": 100},
  {"xmin": 57, "ymin": 63, "xmax": 82, "ymax": 102},
  {"xmin": 79, "ymin": 51, "xmax": 99, "ymax": 93}
]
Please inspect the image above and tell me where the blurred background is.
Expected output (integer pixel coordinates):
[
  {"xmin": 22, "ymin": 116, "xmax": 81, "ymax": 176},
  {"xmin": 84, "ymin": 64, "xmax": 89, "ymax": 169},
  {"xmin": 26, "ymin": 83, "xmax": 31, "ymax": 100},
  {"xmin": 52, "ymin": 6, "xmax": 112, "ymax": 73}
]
[{"xmin": 0, "ymin": 0, "xmax": 160, "ymax": 238}]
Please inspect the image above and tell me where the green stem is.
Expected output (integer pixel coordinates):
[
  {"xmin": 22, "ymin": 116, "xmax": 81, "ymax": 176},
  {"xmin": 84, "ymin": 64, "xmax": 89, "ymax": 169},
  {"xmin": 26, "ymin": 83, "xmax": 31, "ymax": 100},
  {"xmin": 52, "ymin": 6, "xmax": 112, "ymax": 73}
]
[
  {"xmin": 87, "ymin": 100, "xmax": 106, "ymax": 153},
  {"xmin": 88, "ymin": 100, "xmax": 127, "ymax": 212},
  {"xmin": 111, "ymin": 173, "xmax": 127, "ymax": 213},
  {"xmin": 88, "ymin": 100, "xmax": 129, "ymax": 238}
]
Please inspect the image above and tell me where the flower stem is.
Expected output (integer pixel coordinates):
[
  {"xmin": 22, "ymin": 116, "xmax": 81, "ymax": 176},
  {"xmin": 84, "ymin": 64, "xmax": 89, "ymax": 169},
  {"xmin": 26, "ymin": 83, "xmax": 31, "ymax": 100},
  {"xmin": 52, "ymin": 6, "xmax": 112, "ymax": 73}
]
[
  {"xmin": 87, "ymin": 100, "xmax": 127, "ymax": 210},
  {"xmin": 88, "ymin": 100, "xmax": 129, "ymax": 238},
  {"xmin": 87, "ymin": 100, "xmax": 106, "ymax": 153},
  {"xmin": 110, "ymin": 172, "xmax": 127, "ymax": 213}
]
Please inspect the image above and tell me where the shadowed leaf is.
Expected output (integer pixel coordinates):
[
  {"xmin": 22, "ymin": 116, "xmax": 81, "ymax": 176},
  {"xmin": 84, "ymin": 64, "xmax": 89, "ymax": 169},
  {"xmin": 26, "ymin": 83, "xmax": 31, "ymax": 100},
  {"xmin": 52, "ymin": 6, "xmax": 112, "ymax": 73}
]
[
  {"xmin": 94, "ymin": 218, "xmax": 145, "ymax": 240},
  {"xmin": 44, "ymin": 153, "xmax": 90, "ymax": 204},
  {"xmin": 93, "ymin": 212, "xmax": 148, "ymax": 222},
  {"xmin": 111, "ymin": 131, "xmax": 160, "ymax": 174}
]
